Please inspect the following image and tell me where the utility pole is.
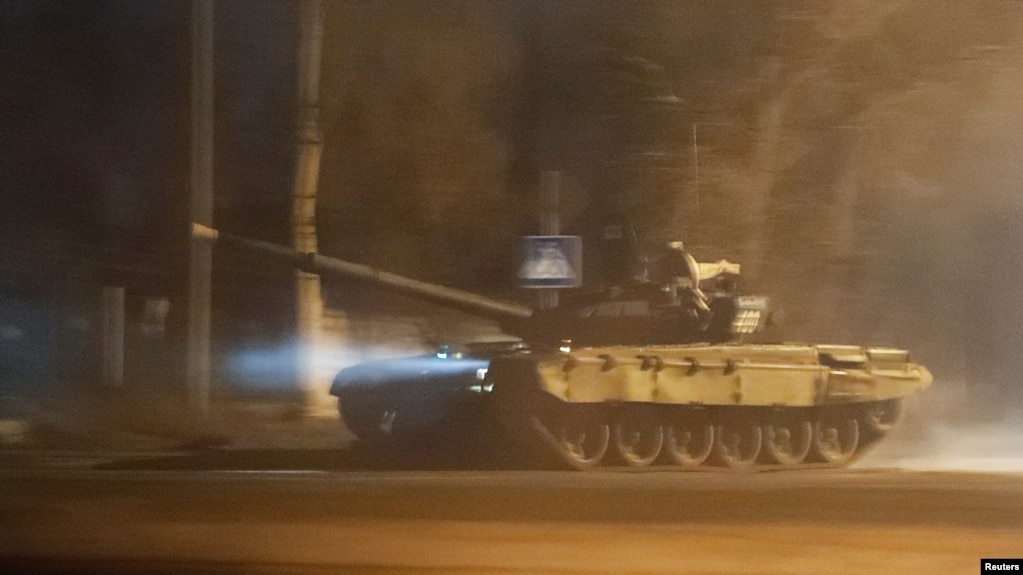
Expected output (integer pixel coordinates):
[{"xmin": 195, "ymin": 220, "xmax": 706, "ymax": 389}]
[
  {"xmin": 292, "ymin": 0, "xmax": 330, "ymax": 415},
  {"xmin": 187, "ymin": 0, "xmax": 214, "ymax": 417}
]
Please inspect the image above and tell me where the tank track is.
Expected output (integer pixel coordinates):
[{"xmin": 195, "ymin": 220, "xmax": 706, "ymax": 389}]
[{"xmin": 505, "ymin": 398, "xmax": 901, "ymax": 472}]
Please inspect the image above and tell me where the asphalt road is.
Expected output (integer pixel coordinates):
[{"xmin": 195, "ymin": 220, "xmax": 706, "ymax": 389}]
[{"xmin": 1, "ymin": 451, "xmax": 1021, "ymax": 575}]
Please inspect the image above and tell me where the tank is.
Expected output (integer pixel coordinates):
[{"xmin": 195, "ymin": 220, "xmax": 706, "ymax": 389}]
[{"xmin": 193, "ymin": 223, "xmax": 932, "ymax": 470}]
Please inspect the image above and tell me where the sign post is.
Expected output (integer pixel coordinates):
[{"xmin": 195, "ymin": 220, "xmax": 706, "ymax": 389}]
[
  {"xmin": 518, "ymin": 235, "xmax": 583, "ymax": 289},
  {"xmin": 537, "ymin": 172, "xmax": 561, "ymax": 309}
]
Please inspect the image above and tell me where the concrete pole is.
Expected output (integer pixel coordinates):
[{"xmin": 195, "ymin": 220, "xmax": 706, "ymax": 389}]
[
  {"xmin": 292, "ymin": 0, "xmax": 332, "ymax": 416},
  {"xmin": 187, "ymin": 0, "xmax": 214, "ymax": 416}
]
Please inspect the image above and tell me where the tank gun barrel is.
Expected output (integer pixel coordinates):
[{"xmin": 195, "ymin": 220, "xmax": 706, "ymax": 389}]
[{"xmin": 191, "ymin": 223, "xmax": 534, "ymax": 322}]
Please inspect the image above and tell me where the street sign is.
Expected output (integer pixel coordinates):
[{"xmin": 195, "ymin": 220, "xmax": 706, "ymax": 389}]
[{"xmin": 518, "ymin": 235, "xmax": 582, "ymax": 288}]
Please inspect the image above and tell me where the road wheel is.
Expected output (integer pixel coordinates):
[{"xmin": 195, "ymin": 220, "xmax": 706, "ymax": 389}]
[
  {"xmin": 712, "ymin": 419, "xmax": 762, "ymax": 469},
  {"xmin": 762, "ymin": 415, "xmax": 812, "ymax": 466},
  {"xmin": 861, "ymin": 399, "xmax": 902, "ymax": 436},
  {"xmin": 553, "ymin": 411, "xmax": 610, "ymax": 470},
  {"xmin": 811, "ymin": 413, "xmax": 860, "ymax": 464},
  {"xmin": 613, "ymin": 409, "xmax": 663, "ymax": 467},
  {"xmin": 664, "ymin": 413, "xmax": 714, "ymax": 467},
  {"xmin": 339, "ymin": 398, "xmax": 397, "ymax": 446}
]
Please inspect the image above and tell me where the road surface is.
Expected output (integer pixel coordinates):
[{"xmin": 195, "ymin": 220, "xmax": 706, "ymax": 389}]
[{"xmin": 1, "ymin": 450, "xmax": 1021, "ymax": 574}]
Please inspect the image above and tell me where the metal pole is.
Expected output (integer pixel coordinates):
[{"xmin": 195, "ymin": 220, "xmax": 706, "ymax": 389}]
[
  {"xmin": 538, "ymin": 171, "xmax": 560, "ymax": 310},
  {"xmin": 187, "ymin": 0, "xmax": 214, "ymax": 416},
  {"xmin": 692, "ymin": 123, "xmax": 699, "ymax": 242}
]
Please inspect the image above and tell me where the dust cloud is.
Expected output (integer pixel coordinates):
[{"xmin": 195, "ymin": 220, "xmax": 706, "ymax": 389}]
[
  {"xmin": 892, "ymin": 423, "xmax": 1023, "ymax": 473},
  {"xmin": 867, "ymin": 380, "xmax": 1023, "ymax": 473},
  {"xmin": 873, "ymin": 416, "xmax": 1023, "ymax": 474}
]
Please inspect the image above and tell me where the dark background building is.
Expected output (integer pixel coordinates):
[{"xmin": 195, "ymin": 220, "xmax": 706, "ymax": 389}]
[{"xmin": 1, "ymin": 0, "xmax": 1021, "ymax": 417}]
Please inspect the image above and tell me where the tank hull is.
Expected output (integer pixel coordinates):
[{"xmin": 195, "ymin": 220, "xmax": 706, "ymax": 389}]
[{"xmin": 486, "ymin": 343, "xmax": 931, "ymax": 470}]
